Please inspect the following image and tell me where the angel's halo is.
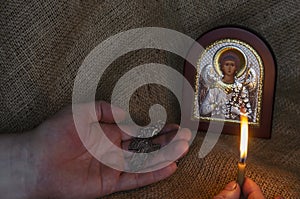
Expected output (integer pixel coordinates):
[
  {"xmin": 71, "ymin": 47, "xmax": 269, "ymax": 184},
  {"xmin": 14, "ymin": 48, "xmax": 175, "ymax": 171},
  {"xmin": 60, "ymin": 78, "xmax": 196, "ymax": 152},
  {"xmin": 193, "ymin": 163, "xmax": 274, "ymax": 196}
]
[{"xmin": 213, "ymin": 46, "xmax": 247, "ymax": 78}]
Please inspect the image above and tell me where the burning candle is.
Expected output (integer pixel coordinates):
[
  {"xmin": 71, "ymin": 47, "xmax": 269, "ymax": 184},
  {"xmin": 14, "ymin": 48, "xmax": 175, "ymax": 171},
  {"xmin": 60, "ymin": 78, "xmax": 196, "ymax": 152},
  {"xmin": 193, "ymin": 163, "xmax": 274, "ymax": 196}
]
[{"xmin": 237, "ymin": 114, "xmax": 248, "ymax": 187}]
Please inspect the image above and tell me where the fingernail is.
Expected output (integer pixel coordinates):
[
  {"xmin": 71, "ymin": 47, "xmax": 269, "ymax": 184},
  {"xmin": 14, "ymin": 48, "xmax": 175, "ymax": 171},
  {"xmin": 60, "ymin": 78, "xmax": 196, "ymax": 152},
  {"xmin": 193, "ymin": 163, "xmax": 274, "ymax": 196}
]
[
  {"xmin": 231, "ymin": 182, "xmax": 237, "ymax": 190},
  {"xmin": 233, "ymin": 183, "xmax": 237, "ymax": 190},
  {"xmin": 225, "ymin": 181, "xmax": 237, "ymax": 191}
]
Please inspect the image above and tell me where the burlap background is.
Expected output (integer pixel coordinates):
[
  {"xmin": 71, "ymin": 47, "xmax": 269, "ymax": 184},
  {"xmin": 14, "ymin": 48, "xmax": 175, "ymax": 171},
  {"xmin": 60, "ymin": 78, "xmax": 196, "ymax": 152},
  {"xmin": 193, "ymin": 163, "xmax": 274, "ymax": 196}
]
[{"xmin": 1, "ymin": 0, "xmax": 299, "ymax": 198}]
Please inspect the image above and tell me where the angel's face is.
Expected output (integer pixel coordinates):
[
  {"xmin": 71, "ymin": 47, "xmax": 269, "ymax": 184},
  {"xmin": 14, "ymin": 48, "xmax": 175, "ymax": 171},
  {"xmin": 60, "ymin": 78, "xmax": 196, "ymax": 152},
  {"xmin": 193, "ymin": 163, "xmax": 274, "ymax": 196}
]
[{"xmin": 221, "ymin": 60, "xmax": 237, "ymax": 77}]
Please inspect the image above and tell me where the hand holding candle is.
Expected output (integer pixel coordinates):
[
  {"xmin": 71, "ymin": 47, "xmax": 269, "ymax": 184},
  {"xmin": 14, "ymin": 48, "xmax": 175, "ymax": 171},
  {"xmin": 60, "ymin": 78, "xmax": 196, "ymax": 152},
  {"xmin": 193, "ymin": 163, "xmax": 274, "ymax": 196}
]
[{"xmin": 237, "ymin": 114, "xmax": 248, "ymax": 187}]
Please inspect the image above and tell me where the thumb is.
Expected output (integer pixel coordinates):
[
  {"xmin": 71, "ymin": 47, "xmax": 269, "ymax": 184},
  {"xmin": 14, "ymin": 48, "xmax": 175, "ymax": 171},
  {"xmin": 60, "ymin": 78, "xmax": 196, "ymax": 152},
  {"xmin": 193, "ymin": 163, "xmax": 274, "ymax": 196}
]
[
  {"xmin": 214, "ymin": 181, "xmax": 241, "ymax": 199},
  {"xmin": 242, "ymin": 178, "xmax": 265, "ymax": 199},
  {"xmin": 73, "ymin": 101, "xmax": 127, "ymax": 124},
  {"xmin": 94, "ymin": 101, "xmax": 127, "ymax": 123}
]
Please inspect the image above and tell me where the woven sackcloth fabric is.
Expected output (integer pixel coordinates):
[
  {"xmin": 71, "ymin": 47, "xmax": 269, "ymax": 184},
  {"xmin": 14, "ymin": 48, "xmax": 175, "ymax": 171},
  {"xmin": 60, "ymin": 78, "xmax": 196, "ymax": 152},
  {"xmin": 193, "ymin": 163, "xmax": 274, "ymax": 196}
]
[{"xmin": 1, "ymin": 0, "xmax": 299, "ymax": 198}]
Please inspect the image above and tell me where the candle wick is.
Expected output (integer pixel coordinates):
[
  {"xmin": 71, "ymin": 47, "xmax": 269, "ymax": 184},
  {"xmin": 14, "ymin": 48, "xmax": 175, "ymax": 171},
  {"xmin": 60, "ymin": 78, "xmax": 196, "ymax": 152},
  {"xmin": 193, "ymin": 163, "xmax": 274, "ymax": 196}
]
[{"xmin": 240, "ymin": 157, "xmax": 246, "ymax": 164}]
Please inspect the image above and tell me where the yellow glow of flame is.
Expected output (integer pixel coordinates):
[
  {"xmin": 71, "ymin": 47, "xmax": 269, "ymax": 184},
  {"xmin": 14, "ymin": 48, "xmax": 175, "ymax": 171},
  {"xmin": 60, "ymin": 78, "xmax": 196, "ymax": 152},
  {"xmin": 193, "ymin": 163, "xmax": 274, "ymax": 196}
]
[{"xmin": 240, "ymin": 114, "xmax": 248, "ymax": 160}]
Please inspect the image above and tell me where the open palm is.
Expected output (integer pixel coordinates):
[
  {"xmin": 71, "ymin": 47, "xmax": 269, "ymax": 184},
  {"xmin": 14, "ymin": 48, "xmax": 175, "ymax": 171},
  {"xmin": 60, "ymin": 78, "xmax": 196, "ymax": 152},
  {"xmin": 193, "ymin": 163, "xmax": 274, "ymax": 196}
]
[{"xmin": 30, "ymin": 101, "xmax": 191, "ymax": 199}]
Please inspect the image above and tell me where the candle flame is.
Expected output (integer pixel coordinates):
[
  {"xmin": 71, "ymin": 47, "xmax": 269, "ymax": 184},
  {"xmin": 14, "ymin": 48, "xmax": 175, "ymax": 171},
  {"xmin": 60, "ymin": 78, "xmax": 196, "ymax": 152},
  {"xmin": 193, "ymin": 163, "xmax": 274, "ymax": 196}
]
[{"xmin": 240, "ymin": 114, "xmax": 248, "ymax": 161}]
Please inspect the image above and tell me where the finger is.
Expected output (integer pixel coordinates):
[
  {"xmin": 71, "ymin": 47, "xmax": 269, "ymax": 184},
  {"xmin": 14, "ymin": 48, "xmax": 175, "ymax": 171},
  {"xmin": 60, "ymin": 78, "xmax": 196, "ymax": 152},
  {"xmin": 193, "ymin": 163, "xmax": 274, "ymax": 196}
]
[
  {"xmin": 214, "ymin": 181, "xmax": 240, "ymax": 199},
  {"xmin": 96, "ymin": 123, "xmax": 180, "ymax": 151},
  {"xmin": 242, "ymin": 177, "xmax": 265, "ymax": 199},
  {"xmin": 99, "ymin": 123, "xmax": 140, "ymax": 145},
  {"xmin": 152, "ymin": 127, "xmax": 191, "ymax": 148},
  {"xmin": 114, "ymin": 162, "xmax": 177, "ymax": 192},
  {"xmin": 122, "ymin": 127, "xmax": 191, "ymax": 150},
  {"xmin": 274, "ymin": 196, "xmax": 284, "ymax": 199},
  {"xmin": 122, "ymin": 127, "xmax": 191, "ymax": 163},
  {"xmin": 143, "ymin": 139, "xmax": 189, "ymax": 170},
  {"xmin": 123, "ymin": 129, "xmax": 191, "ymax": 172},
  {"xmin": 73, "ymin": 101, "xmax": 127, "ymax": 124},
  {"xmin": 161, "ymin": 123, "xmax": 180, "ymax": 133},
  {"xmin": 147, "ymin": 128, "xmax": 191, "ymax": 162},
  {"xmin": 94, "ymin": 101, "xmax": 127, "ymax": 123},
  {"xmin": 121, "ymin": 124, "xmax": 184, "ymax": 150},
  {"xmin": 118, "ymin": 123, "xmax": 179, "ymax": 143}
]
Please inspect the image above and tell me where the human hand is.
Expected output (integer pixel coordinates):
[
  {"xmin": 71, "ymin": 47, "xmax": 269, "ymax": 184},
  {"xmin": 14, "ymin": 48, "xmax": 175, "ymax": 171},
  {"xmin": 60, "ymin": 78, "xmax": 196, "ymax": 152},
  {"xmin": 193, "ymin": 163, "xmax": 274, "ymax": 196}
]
[
  {"xmin": 26, "ymin": 101, "xmax": 191, "ymax": 199},
  {"xmin": 214, "ymin": 177, "xmax": 284, "ymax": 199}
]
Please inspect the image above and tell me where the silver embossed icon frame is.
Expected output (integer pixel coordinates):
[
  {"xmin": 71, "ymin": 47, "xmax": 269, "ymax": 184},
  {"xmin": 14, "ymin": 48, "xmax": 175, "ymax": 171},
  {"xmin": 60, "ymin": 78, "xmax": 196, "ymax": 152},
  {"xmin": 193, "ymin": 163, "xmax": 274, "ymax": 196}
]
[
  {"xmin": 182, "ymin": 27, "xmax": 276, "ymax": 138},
  {"xmin": 194, "ymin": 39, "xmax": 263, "ymax": 125}
]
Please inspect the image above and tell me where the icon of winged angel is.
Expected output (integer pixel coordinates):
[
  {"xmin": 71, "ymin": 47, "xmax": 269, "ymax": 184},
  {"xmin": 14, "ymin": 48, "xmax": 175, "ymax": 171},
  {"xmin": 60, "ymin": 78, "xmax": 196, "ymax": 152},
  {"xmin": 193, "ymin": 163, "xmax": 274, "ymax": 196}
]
[{"xmin": 198, "ymin": 47, "xmax": 258, "ymax": 122}]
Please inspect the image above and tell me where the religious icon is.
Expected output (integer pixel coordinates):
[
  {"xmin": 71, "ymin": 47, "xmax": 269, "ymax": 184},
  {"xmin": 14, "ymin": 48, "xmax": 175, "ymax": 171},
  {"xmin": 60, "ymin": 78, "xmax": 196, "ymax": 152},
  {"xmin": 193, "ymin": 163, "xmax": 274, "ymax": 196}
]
[
  {"xmin": 183, "ymin": 27, "xmax": 275, "ymax": 138},
  {"xmin": 195, "ymin": 41, "xmax": 261, "ymax": 125}
]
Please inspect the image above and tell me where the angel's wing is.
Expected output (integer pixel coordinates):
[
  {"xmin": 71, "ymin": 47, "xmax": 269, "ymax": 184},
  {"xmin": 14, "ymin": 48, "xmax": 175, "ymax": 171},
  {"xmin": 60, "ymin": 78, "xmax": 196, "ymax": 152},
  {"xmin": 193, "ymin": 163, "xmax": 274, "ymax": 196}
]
[
  {"xmin": 236, "ymin": 67, "xmax": 258, "ymax": 92},
  {"xmin": 200, "ymin": 64, "xmax": 219, "ymax": 89}
]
